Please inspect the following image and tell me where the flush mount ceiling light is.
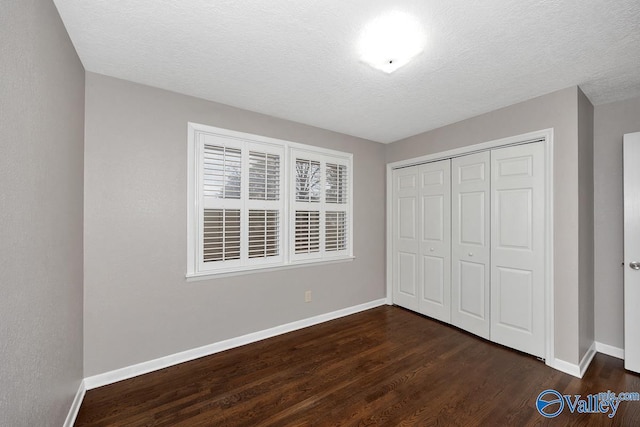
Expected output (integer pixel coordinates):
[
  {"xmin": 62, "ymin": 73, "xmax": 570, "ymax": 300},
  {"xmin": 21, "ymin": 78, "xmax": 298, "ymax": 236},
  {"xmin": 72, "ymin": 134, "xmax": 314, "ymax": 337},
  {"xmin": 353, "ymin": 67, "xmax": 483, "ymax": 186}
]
[{"xmin": 358, "ymin": 11, "xmax": 425, "ymax": 74}]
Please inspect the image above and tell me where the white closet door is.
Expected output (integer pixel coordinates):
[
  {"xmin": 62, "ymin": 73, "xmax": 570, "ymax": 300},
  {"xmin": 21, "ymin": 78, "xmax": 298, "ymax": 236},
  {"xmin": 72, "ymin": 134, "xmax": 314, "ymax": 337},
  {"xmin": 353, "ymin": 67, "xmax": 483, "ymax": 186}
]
[
  {"xmin": 451, "ymin": 152, "xmax": 491, "ymax": 339},
  {"xmin": 490, "ymin": 142, "xmax": 545, "ymax": 358},
  {"xmin": 418, "ymin": 160, "xmax": 451, "ymax": 322},
  {"xmin": 392, "ymin": 166, "xmax": 420, "ymax": 311}
]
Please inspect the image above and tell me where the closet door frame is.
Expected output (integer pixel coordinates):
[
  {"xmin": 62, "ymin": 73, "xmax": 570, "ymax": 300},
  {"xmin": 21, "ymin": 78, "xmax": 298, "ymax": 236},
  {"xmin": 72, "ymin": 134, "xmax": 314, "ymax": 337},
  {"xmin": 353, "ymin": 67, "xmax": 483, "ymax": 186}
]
[{"xmin": 386, "ymin": 128, "xmax": 554, "ymax": 367}]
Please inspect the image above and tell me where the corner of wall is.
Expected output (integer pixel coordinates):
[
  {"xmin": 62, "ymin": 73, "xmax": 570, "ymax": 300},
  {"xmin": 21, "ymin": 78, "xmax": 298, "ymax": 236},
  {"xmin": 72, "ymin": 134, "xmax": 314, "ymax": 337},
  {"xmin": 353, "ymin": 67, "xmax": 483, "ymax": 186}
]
[{"xmin": 577, "ymin": 87, "xmax": 595, "ymax": 361}]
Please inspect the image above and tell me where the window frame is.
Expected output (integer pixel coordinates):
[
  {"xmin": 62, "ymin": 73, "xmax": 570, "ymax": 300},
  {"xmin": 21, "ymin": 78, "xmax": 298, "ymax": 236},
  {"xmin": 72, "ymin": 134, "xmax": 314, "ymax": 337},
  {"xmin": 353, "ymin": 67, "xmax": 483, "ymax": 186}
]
[{"xmin": 187, "ymin": 122, "xmax": 353, "ymax": 279}]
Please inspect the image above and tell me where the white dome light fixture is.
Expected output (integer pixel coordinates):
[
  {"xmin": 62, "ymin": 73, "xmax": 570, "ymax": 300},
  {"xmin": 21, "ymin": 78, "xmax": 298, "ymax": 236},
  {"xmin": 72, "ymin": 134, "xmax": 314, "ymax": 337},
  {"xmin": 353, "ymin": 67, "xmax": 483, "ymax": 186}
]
[{"xmin": 358, "ymin": 11, "xmax": 425, "ymax": 74}]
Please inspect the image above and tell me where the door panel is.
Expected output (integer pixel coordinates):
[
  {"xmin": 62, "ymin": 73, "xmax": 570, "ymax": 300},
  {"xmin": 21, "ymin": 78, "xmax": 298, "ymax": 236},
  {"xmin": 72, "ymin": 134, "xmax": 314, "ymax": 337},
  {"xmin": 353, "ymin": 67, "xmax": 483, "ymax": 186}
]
[
  {"xmin": 423, "ymin": 170, "xmax": 444, "ymax": 186},
  {"xmin": 459, "ymin": 261, "xmax": 486, "ymax": 319},
  {"xmin": 496, "ymin": 189, "xmax": 532, "ymax": 249},
  {"xmin": 423, "ymin": 255, "xmax": 444, "ymax": 303},
  {"xmin": 460, "ymin": 192, "xmax": 486, "ymax": 245},
  {"xmin": 490, "ymin": 142, "xmax": 545, "ymax": 358},
  {"xmin": 452, "ymin": 151, "xmax": 491, "ymax": 339},
  {"xmin": 398, "ymin": 174, "xmax": 416, "ymax": 189},
  {"xmin": 418, "ymin": 160, "xmax": 451, "ymax": 322},
  {"xmin": 398, "ymin": 252, "xmax": 417, "ymax": 296},
  {"xmin": 459, "ymin": 162, "xmax": 486, "ymax": 182},
  {"xmin": 392, "ymin": 167, "xmax": 420, "ymax": 311},
  {"xmin": 399, "ymin": 197, "xmax": 416, "ymax": 239},
  {"xmin": 624, "ymin": 132, "xmax": 640, "ymax": 373},
  {"xmin": 495, "ymin": 267, "xmax": 533, "ymax": 331},
  {"xmin": 423, "ymin": 195, "xmax": 444, "ymax": 241}
]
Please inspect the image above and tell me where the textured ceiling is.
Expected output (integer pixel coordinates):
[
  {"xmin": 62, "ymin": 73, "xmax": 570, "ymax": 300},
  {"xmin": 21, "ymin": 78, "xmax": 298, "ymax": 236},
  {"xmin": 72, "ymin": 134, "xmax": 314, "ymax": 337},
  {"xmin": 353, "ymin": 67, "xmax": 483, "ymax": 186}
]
[{"xmin": 53, "ymin": 0, "xmax": 640, "ymax": 143}]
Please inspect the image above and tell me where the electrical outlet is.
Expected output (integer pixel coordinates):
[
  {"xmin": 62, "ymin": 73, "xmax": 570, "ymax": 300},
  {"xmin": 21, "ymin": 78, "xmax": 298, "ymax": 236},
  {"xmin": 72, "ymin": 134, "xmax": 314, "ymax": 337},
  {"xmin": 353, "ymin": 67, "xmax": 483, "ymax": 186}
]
[{"xmin": 305, "ymin": 290, "xmax": 312, "ymax": 303}]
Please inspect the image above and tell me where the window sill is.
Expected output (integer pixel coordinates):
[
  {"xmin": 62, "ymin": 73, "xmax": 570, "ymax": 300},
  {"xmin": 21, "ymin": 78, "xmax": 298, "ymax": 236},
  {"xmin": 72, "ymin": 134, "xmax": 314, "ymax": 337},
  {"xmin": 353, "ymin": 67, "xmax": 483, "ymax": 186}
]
[{"xmin": 185, "ymin": 256, "xmax": 356, "ymax": 281}]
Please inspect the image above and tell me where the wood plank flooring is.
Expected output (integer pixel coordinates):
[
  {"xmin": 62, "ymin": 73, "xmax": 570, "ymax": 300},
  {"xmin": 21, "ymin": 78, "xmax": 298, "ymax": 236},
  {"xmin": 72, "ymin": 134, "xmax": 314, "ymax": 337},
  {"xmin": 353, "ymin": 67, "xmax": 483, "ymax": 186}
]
[{"xmin": 76, "ymin": 306, "xmax": 640, "ymax": 426}]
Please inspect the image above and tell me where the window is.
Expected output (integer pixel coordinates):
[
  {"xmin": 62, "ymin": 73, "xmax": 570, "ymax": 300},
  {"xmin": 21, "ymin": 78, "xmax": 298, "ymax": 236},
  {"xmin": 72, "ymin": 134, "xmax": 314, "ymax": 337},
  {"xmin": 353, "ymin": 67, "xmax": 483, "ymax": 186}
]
[
  {"xmin": 187, "ymin": 123, "xmax": 353, "ymax": 277},
  {"xmin": 291, "ymin": 151, "xmax": 350, "ymax": 261}
]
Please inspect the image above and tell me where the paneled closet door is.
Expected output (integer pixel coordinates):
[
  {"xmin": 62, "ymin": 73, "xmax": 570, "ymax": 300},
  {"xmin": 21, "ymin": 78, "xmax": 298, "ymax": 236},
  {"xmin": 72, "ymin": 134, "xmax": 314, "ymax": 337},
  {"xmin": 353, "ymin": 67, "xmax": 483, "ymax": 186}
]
[
  {"xmin": 490, "ymin": 142, "xmax": 545, "ymax": 358},
  {"xmin": 392, "ymin": 166, "xmax": 420, "ymax": 311},
  {"xmin": 418, "ymin": 160, "xmax": 451, "ymax": 322},
  {"xmin": 451, "ymin": 152, "xmax": 491, "ymax": 339}
]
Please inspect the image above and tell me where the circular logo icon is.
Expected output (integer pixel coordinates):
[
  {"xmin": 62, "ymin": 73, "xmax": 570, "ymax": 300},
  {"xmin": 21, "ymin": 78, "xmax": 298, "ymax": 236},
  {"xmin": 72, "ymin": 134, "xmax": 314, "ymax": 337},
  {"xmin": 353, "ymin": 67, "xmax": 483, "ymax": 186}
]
[{"xmin": 536, "ymin": 389, "xmax": 564, "ymax": 418}]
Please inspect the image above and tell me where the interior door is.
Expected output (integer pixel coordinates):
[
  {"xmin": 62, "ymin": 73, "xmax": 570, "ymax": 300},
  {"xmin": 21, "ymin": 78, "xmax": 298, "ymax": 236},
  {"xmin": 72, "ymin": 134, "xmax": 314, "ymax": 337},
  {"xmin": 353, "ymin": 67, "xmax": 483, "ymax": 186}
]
[
  {"xmin": 490, "ymin": 142, "xmax": 545, "ymax": 358},
  {"xmin": 451, "ymin": 152, "xmax": 491, "ymax": 339},
  {"xmin": 624, "ymin": 131, "xmax": 640, "ymax": 373},
  {"xmin": 392, "ymin": 166, "xmax": 420, "ymax": 311},
  {"xmin": 418, "ymin": 160, "xmax": 451, "ymax": 322}
]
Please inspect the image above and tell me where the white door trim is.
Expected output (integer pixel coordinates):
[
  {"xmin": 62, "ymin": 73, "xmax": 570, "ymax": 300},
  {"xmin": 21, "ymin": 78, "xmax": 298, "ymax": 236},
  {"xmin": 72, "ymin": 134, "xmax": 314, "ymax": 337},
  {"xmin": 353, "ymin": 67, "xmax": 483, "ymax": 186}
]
[{"xmin": 386, "ymin": 128, "xmax": 555, "ymax": 367}]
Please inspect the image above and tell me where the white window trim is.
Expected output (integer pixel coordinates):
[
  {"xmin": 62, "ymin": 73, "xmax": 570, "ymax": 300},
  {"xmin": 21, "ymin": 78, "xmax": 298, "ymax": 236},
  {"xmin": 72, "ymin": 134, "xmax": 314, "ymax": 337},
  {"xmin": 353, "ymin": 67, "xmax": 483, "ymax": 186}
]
[{"xmin": 187, "ymin": 122, "xmax": 353, "ymax": 279}]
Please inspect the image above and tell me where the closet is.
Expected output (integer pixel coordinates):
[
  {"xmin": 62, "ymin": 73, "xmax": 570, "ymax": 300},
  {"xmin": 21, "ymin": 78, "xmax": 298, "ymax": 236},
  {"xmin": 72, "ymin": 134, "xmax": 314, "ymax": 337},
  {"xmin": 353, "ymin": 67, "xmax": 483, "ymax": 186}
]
[{"xmin": 391, "ymin": 141, "xmax": 545, "ymax": 358}]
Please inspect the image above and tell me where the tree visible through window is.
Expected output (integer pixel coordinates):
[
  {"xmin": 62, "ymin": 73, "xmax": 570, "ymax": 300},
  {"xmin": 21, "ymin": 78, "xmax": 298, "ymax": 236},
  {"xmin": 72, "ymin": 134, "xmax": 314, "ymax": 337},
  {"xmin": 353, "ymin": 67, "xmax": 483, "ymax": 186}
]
[{"xmin": 295, "ymin": 159, "xmax": 321, "ymax": 202}]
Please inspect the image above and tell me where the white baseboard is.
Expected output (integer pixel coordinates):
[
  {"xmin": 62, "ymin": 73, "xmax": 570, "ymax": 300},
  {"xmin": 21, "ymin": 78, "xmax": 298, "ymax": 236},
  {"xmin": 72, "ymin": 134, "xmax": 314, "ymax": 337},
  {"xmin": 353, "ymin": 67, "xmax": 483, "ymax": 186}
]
[
  {"xmin": 63, "ymin": 379, "xmax": 86, "ymax": 427},
  {"xmin": 549, "ymin": 358, "xmax": 581, "ymax": 378},
  {"xmin": 84, "ymin": 298, "xmax": 387, "ymax": 390},
  {"xmin": 548, "ymin": 342, "xmax": 596, "ymax": 379},
  {"xmin": 549, "ymin": 342, "xmax": 625, "ymax": 378},
  {"xmin": 579, "ymin": 342, "xmax": 597, "ymax": 377},
  {"xmin": 595, "ymin": 341, "xmax": 625, "ymax": 360}
]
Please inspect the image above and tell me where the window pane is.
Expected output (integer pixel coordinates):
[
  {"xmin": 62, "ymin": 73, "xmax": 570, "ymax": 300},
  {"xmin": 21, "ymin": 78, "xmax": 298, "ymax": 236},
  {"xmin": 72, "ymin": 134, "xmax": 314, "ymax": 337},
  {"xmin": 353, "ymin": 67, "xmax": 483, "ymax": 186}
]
[
  {"xmin": 248, "ymin": 210, "xmax": 280, "ymax": 258},
  {"xmin": 203, "ymin": 145, "xmax": 242, "ymax": 199},
  {"xmin": 249, "ymin": 151, "xmax": 280, "ymax": 201},
  {"xmin": 326, "ymin": 211, "xmax": 347, "ymax": 251},
  {"xmin": 295, "ymin": 210, "xmax": 320, "ymax": 253},
  {"xmin": 295, "ymin": 159, "xmax": 321, "ymax": 202},
  {"xmin": 203, "ymin": 209, "xmax": 241, "ymax": 262},
  {"xmin": 326, "ymin": 163, "xmax": 347, "ymax": 204}
]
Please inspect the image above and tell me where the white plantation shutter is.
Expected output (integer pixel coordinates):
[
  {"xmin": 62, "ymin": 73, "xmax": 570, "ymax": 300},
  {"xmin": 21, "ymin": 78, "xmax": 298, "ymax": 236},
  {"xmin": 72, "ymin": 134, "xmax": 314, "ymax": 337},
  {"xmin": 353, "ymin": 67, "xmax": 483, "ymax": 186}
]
[
  {"xmin": 291, "ymin": 150, "xmax": 351, "ymax": 261},
  {"xmin": 295, "ymin": 210, "xmax": 320, "ymax": 253},
  {"xmin": 203, "ymin": 145, "xmax": 242, "ymax": 199},
  {"xmin": 326, "ymin": 163, "xmax": 347, "ymax": 204},
  {"xmin": 294, "ymin": 157, "xmax": 321, "ymax": 256},
  {"xmin": 325, "ymin": 162, "xmax": 348, "ymax": 254},
  {"xmin": 295, "ymin": 159, "xmax": 321, "ymax": 202},
  {"xmin": 203, "ymin": 209, "xmax": 241, "ymax": 261},
  {"xmin": 201, "ymin": 145, "xmax": 242, "ymax": 263},
  {"xmin": 194, "ymin": 131, "xmax": 284, "ymax": 273},
  {"xmin": 325, "ymin": 211, "xmax": 347, "ymax": 252},
  {"xmin": 248, "ymin": 210, "xmax": 279, "ymax": 258},
  {"xmin": 247, "ymin": 144, "xmax": 282, "ymax": 263},
  {"xmin": 249, "ymin": 151, "xmax": 280, "ymax": 201},
  {"xmin": 200, "ymin": 138, "xmax": 244, "ymax": 270},
  {"xmin": 188, "ymin": 123, "xmax": 352, "ymax": 277}
]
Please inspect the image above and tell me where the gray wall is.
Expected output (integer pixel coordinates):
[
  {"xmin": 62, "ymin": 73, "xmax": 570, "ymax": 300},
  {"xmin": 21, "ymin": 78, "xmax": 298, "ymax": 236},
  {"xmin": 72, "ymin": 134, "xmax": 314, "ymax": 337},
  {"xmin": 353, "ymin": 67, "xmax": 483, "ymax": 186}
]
[
  {"xmin": 578, "ymin": 88, "xmax": 595, "ymax": 360},
  {"xmin": 594, "ymin": 95, "xmax": 640, "ymax": 350},
  {"xmin": 0, "ymin": 0, "xmax": 85, "ymax": 426},
  {"xmin": 386, "ymin": 86, "xmax": 586, "ymax": 364},
  {"xmin": 83, "ymin": 73, "xmax": 386, "ymax": 376}
]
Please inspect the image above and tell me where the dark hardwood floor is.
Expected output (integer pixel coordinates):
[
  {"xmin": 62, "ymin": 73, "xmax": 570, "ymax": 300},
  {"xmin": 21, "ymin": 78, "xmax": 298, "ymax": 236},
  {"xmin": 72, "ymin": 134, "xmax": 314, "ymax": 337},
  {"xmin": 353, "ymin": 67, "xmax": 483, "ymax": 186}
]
[{"xmin": 76, "ymin": 306, "xmax": 640, "ymax": 426}]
